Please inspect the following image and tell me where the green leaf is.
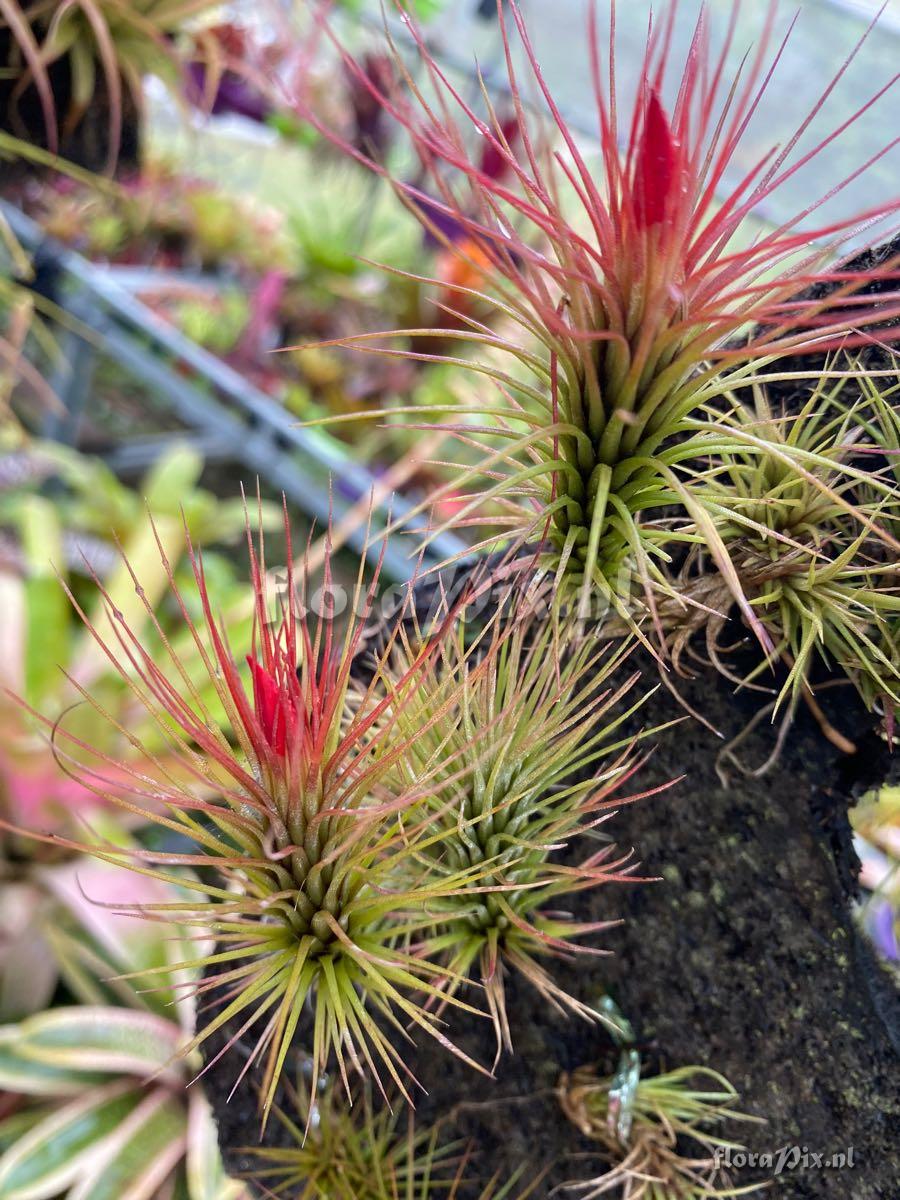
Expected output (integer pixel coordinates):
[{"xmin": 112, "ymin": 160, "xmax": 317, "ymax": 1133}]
[
  {"xmin": 0, "ymin": 1109, "xmax": 51, "ymax": 1157},
  {"xmin": 19, "ymin": 496, "xmax": 69, "ymax": 706},
  {"xmin": 73, "ymin": 510, "xmax": 185, "ymax": 686},
  {"xmin": 0, "ymin": 1080, "xmax": 143, "ymax": 1200},
  {"xmin": 67, "ymin": 34, "xmax": 97, "ymax": 112},
  {"xmin": 0, "ymin": 1028, "xmax": 107, "ymax": 1096},
  {"xmin": 140, "ymin": 445, "xmax": 203, "ymax": 513},
  {"xmin": 65, "ymin": 1089, "xmax": 187, "ymax": 1200},
  {"xmin": 185, "ymin": 1091, "xmax": 230, "ymax": 1200}
]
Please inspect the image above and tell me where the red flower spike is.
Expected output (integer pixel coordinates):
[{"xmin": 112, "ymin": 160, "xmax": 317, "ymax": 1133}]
[
  {"xmin": 479, "ymin": 114, "xmax": 521, "ymax": 183},
  {"xmin": 632, "ymin": 89, "xmax": 680, "ymax": 231},
  {"xmin": 247, "ymin": 655, "xmax": 297, "ymax": 757}
]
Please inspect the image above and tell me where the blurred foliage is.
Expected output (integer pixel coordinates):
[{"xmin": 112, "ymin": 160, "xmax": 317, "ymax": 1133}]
[
  {"xmin": 0, "ymin": 438, "xmax": 274, "ymax": 866},
  {"xmin": 172, "ymin": 289, "xmax": 249, "ymax": 356},
  {"xmin": 0, "ymin": 834, "xmax": 247, "ymax": 1200},
  {"xmin": 0, "ymin": 433, "xmax": 273, "ymax": 1200},
  {"xmin": 31, "ymin": 164, "xmax": 290, "ymax": 274},
  {"xmin": 853, "ymin": 786, "xmax": 900, "ymax": 963},
  {"xmin": 0, "ymin": 0, "xmax": 222, "ymax": 170}
]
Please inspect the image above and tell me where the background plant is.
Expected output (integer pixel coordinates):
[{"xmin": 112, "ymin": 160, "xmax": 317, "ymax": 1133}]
[
  {"xmin": 0, "ymin": 438, "xmax": 274, "ymax": 814},
  {"xmin": 0, "ymin": 850, "xmax": 247, "ymax": 1200},
  {"xmin": 0, "ymin": 0, "xmax": 221, "ymax": 169},
  {"xmin": 853, "ymin": 783, "xmax": 899, "ymax": 962},
  {"xmin": 32, "ymin": 164, "xmax": 290, "ymax": 273}
]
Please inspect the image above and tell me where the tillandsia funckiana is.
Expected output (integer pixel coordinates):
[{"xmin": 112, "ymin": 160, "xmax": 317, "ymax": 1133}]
[
  {"xmin": 302, "ymin": 0, "xmax": 900, "ymax": 730},
  {"xmin": 245, "ymin": 1080, "xmax": 544, "ymax": 1200},
  {"xmin": 3, "ymin": 515, "xmax": 493, "ymax": 1122},
  {"xmin": 558, "ymin": 1064, "xmax": 761, "ymax": 1199},
  {"xmin": 1, "ymin": 511, "xmax": 660, "ymax": 1127},
  {"xmin": 374, "ymin": 599, "xmax": 674, "ymax": 1055},
  {"xmin": 669, "ymin": 370, "xmax": 900, "ymax": 725}
]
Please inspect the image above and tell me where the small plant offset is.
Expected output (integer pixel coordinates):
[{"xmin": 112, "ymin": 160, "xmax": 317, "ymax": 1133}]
[
  {"xmin": 671, "ymin": 372, "xmax": 900, "ymax": 723},
  {"xmin": 248, "ymin": 1083, "xmax": 543, "ymax": 1200},
  {"xmin": 559, "ymin": 1063, "xmax": 758, "ymax": 1199},
  {"xmin": 243, "ymin": 1082, "xmax": 452, "ymax": 1200}
]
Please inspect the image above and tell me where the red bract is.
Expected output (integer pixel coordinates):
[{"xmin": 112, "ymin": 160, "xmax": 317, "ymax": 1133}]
[
  {"xmin": 247, "ymin": 656, "xmax": 297, "ymax": 756},
  {"xmin": 632, "ymin": 89, "xmax": 681, "ymax": 232}
]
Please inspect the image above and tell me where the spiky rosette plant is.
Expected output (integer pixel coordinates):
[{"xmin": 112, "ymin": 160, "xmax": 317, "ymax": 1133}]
[
  {"xmin": 242, "ymin": 1081, "xmax": 455, "ymax": 1200},
  {"xmin": 2, "ymin": 514, "xmax": 510, "ymax": 1124},
  {"xmin": 245, "ymin": 1081, "xmax": 544, "ymax": 1200},
  {"xmin": 371, "ymin": 598, "xmax": 674, "ymax": 1054},
  {"xmin": 669, "ymin": 370, "xmax": 900, "ymax": 726},
  {"xmin": 559, "ymin": 1064, "xmax": 760, "ymax": 1199},
  {"xmin": 303, "ymin": 0, "xmax": 900, "ymax": 704}
]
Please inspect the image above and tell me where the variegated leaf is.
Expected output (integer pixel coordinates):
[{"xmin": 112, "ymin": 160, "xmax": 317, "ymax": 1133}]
[
  {"xmin": 0, "ymin": 1079, "xmax": 143, "ymax": 1200},
  {"xmin": 13, "ymin": 1007, "xmax": 184, "ymax": 1083}
]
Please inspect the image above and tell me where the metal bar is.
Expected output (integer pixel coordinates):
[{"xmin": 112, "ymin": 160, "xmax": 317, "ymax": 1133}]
[
  {"xmin": 42, "ymin": 329, "xmax": 96, "ymax": 445},
  {"xmin": 68, "ymin": 296, "xmax": 418, "ymax": 581},
  {"xmin": 102, "ymin": 430, "xmax": 239, "ymax": 473},
  {"xmin": 3, "ymin": 199, "xmax": 469, "ymax": 581}
]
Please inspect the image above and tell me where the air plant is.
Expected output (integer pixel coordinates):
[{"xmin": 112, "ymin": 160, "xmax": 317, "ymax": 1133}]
[
  {"xmin": 303, "ymin": 0, "xmax": 900, "ymax": 717},
  {"xmin": 245, "ymin": 1080, "xmax": 543, "ymax": 1200},
  {"xmin": 558, "ymin": 1064, "xmax": 761, "ymax": 1199},
  {"xmin": 670, "ymin": 369, "xmax": 900, "ymax": 726},
  {"xmin": 2, "ymin": 512, "xmax": 529, "ymax": 1125},
  {"xmin": 374, "ymin": 598, "xmax": 673, "ymax": 1055},
  {"xmin": 834, "ymin": 371, "xmax": 900, "ymax": 727},
  {"xmin": 242, "ymin": 1080, "xmax": 456, "ymax": 1200}
]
